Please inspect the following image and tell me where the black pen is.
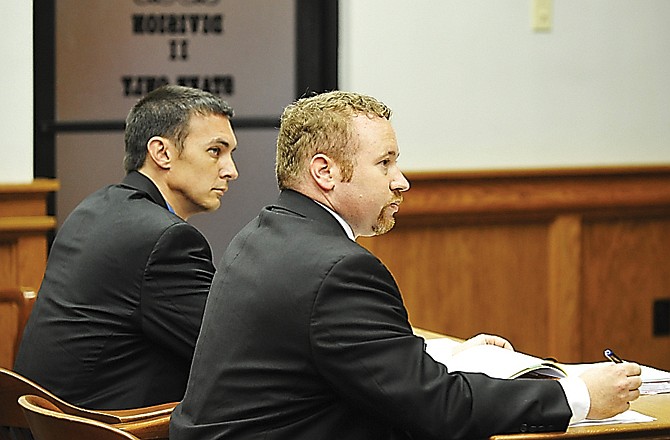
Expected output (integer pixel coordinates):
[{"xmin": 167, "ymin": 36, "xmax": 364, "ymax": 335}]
[{"xmin": 603, "ymin": 348, "xmax": 624, "ymax": 363}]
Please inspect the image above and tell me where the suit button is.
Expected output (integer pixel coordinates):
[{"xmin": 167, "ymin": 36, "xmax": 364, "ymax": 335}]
[{"xmin": 520, "ymin": 424, "xmax": 528, "ymax": 432}]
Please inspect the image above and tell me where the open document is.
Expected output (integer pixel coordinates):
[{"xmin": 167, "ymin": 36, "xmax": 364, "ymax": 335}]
[{"xmin": 424, "ymin": 337, "xmax": 567, "ymax": 379}]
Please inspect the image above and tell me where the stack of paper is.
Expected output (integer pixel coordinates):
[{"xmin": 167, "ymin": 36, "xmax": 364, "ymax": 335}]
[
  {"xmin": 639, "ymin": 365, "xmax": 670, "ymax": 395},
  {"xmin": 569, "ymin": 410, "xmax": 655, "ymax": 427}
]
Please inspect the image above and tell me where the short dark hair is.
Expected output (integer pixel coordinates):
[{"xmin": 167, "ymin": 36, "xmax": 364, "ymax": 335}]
[{"xmin": 123, "ymin": 85, "xmax": 234, "ymax": 172}]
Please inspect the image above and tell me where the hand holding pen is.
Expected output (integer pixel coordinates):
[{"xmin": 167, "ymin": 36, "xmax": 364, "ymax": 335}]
[{"xmin": 576, "ymin": 348, "xmax": 642, "ymax": 419}]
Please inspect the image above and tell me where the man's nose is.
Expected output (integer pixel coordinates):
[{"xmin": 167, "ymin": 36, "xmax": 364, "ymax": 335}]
[
  {"xmin": 392, "ymin": 169, "xmax": 410, "ymax": 192},
  {"xmin": 220, "ymin": 158, "xmax": 239, "ymax": 180}
]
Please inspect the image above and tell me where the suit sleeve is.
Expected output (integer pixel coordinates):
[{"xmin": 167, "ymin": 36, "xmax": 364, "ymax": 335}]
[
  {"xmin": 309, "ymin": 252, "xmax": 571, "ymax": 440},
  {"xmin": 140, "ymin": 222, "xmax": 214, "ymax": 361}
]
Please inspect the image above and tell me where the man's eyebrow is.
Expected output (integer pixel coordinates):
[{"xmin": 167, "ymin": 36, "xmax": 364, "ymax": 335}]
[{"xmin": 211, "ymin": 137, "xmax": 232, "ymax": 147}]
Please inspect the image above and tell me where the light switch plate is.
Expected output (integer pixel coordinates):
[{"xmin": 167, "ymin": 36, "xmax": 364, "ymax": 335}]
[{"xmin": 532, "ymin": 0, "xmax": 552, "ymax": 32}]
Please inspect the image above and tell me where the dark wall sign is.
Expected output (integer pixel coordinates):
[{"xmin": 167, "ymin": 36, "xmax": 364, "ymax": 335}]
[
  {"xmin": 124, "ymin": 10, "xmax": 231, "ymax": 96},
  {"xmin": 56, "ymin": 0, "xmax": 295, "ymax": 121}
]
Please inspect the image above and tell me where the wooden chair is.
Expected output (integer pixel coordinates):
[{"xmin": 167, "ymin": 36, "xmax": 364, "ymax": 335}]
[
  {"xmin": 18, "ymin": 395, "xmax": 140, "ymax": 440},
  {"xmin": 0, "ymin": 368, "xmax": 174, "ymax": 439}
]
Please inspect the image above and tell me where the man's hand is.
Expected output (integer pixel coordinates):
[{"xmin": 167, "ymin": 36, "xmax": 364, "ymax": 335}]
[
  {"xmin": 451, "ymin": 333, "xmax": 514, "ymax": 356},
  {"xmin": 580, "ymin": 362, "xmax": 642, "ymax": 419}
]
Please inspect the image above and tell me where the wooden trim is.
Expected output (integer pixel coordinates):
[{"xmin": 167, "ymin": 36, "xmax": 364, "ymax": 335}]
[
  {"xmin": 398, "ymin": 166, "xmax": 670, "ymax": 222},
  {"xmin": 0, "ymin": 216, "xmax": 57, "ymax": 233},
  {"xmin": 0, "ymin": 179, "xmax": 59, "ymax": 218},
  {"xmin": 546, "ymin": 215, "xmax": 582, "ymax": 362},
  {"xmin": 406, "ymin": 165, "xmax": 670, "ymax": 180},
  {"xmin": 0, "ymin": 178, "xmax": 60, "ymax": 194}
]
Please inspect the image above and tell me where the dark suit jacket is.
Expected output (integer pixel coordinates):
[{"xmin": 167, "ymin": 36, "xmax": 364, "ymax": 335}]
[
  {"xmin": 170, "ymin": 189, "xmax": 571, "ymax": 440},
  {"xmin": 14, "ymin": 171, "xmax": 214, "ymax": 409}
]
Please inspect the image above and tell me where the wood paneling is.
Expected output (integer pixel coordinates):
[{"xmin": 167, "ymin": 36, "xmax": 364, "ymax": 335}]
[
  {"xmin": 0, "ymin": 287, "xmax": 37, "ymax": 369},
  {"xmin": 358, "ymin": 166, "xmax": 670, "ymax": 368},
  {"xmin": 581, "ymin": 218, "xmax": 670, "ymax": 368},
  {"xmin": 0, "ymin": 179, "xmax": 58, "ymax": 368}
]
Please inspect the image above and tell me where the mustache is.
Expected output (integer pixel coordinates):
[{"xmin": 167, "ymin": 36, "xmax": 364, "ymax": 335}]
[{"xmin": 390, "ymin": 192, "xmax": 404, "ymax": 205}]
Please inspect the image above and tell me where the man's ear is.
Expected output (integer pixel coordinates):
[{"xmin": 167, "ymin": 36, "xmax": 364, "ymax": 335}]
[
  {"xmin": 146, "ymin": 136, "xmax": 172, "ymax": 170},
  {"xmin": 309, "ymin": 154, "xmax": 337, "ymax": 191}
]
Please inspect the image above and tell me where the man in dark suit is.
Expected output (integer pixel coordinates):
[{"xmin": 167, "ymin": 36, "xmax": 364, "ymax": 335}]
[
  {"xmin": 170, "ymin": 91, "xmax": 641, "ymax": 439},
  {"xmin": 14, "ymin": 85, "xmax": 238, "ymax": 409}
]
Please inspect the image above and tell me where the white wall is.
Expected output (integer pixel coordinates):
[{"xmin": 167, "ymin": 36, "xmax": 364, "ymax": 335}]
[
  {"xmin": 339, "ymin": 0, "xmax": 670, "ymax": 171},
  {"xmin": 0, "ymin": 1, "xmax": 33, "ymax": 183}
]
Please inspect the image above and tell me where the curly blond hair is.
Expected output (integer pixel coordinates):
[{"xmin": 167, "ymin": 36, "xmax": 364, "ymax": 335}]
[{"xmin": 276, "ymin": 91, "xmax": 392, "ymax": 190}]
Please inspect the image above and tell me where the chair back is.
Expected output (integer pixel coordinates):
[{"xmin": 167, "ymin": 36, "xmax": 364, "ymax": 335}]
[
  {"xmin": 18, "ymin": 395, "xmax": 140, "ymax": 440},
  {"xmin": 0, "ymin": 367, "xmax": 59, "ymax": 429},
  {"xmin": 0, "ymin": 367, "xmax": 122, "ymax": 428},
  {"xmin": 0, "ymin": 367, "xmax": 176, "ymax": 425}
]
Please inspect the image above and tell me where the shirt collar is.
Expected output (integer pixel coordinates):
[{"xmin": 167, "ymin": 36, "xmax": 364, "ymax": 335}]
[{"xmin": 313, "ymin": 200, "xmax": 356, "ymax": 241}]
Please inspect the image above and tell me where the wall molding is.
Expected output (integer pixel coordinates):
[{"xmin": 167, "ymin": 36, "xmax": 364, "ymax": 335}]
[{"xmin": 398, "ymin": 166, "xmax": 670, "ymax": 223}]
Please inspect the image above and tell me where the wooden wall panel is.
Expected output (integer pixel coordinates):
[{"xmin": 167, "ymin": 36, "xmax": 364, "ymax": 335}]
[
  {"xmin": 358, "ymin": 166, "xmax": 670, "ymax": 368},
  {"xmin": 546, "ymin": 215, "xmax": 583, "ymax": 363},
  {"xmin": 581, "ymin": 217, "xmax": 670, "ymax": 367},
  {"xmin": 0, "ymin": 302, "xmax": 19, "ymax": 368},
  {"xmin": 0, "ymin": 179, "xmax": 58, "ymax": 368},
  {"xmin": 363, "ymin": 221, "xmax": 553, "ymax": 358}
]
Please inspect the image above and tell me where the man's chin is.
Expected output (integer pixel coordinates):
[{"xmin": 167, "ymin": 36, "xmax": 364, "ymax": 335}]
[
  {"xmin": 199, "ymin": 199, "xmax": 222, "ymax": 213},
  {"xmin": 372, "ymin": 217, "xmax": 396, "ymax": 236}
]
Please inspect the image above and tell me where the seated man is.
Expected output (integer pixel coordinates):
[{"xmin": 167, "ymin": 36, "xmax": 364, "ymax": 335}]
[
  {"xmin": 14, "ymin": 85, "xmax": 239, "ymax": 409},
  {"xmin": 170, "ymin": 90, "xmax": 641, "ymax": 440}
]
